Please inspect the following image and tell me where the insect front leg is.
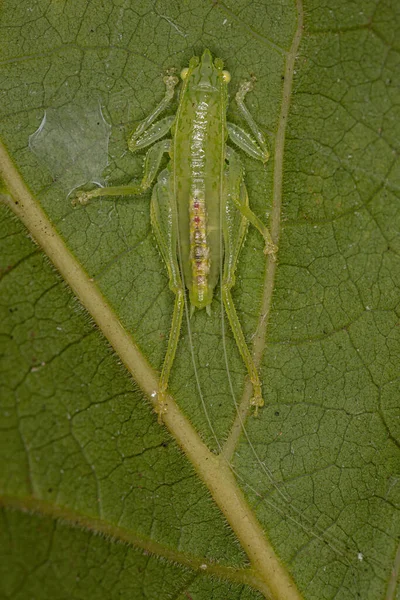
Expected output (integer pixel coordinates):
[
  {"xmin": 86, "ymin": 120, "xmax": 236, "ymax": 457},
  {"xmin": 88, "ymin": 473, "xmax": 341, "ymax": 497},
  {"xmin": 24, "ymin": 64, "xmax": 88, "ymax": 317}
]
[
  {"xmin": 230, "ymin": 77, "xmax": 270, "ymax": 163},
  {"xmin": 72, "ymin": 139, "xmax": 171, "ymax": 206},
  {"xmin": 150, "ymin": 169, "xmax": 184, "ymax": 422},
  {"xmin": 226, "ymin": 147, "xmax": 277, "ymax": 257},
  {"xmin": 222, "ymin": 168, "xmax": 264, "ymax": 415},
  {"xmin": 128, "ymin": 74, "xmax": 178, "ymax": 151},
  {"xmin": 128, "ymin": 116, "xmax": 174, "ymax": 152},
  {"xmin": 227, "ymin": 122, "xmax": 269, "ymax": 164}
]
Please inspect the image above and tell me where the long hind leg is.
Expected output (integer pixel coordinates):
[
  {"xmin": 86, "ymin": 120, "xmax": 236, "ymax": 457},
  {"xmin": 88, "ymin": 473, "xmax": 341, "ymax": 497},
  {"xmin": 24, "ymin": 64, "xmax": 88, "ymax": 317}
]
[
  {"xmin": 221, "ymin": 163, "xmax": 264, "ymax": 414},
  {"xmin": 150, "ymin": 169, "xmax": 184, "ymax": 421}
]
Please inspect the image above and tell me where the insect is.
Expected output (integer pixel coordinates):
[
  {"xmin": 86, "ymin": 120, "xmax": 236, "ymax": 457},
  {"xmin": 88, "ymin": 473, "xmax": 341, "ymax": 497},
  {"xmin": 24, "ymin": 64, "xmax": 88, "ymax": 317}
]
[{"xmin": 73, "ymin": 49, "xmax": 277, "ymax": 421}]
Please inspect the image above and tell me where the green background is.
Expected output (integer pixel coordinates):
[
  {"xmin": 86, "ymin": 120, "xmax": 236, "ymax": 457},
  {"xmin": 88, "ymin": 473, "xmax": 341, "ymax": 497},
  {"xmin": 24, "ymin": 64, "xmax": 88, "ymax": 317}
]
[{"xmin": 1, "ymin": 0, "xmax": 399, "ymax": 598}]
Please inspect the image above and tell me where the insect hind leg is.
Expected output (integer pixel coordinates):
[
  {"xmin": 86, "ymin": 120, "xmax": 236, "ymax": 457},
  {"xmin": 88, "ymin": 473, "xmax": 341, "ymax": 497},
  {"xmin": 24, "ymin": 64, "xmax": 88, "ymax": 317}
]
[
  {"xmin": 221, "ymin": 282, "xmax": 264, "ymax": 414},
  {"xmin": 150, "ymin": 169, "xmax": 184, "ymax": 422},
  {"xmin": 222, "ymin": 166, "xmax": 264, "ymax": 414}
]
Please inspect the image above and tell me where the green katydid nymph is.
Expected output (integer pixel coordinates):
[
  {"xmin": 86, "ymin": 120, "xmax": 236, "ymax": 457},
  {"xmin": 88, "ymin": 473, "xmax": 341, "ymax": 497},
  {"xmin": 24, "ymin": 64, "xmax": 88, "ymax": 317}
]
[{"xmin": 73, "ymin": 49, "xmax": 277, "ymax": 422}]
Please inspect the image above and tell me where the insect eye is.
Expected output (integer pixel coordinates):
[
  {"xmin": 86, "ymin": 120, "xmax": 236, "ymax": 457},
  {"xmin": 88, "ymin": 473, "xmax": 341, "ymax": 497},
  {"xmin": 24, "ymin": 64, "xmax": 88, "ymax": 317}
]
[
  {"xmin": 180, "ymin": 68, "xmax": 189, "ymax": 80},
  {"xmin": 222, "ymin": 70, "xmax": 231, "ymax": 83}
]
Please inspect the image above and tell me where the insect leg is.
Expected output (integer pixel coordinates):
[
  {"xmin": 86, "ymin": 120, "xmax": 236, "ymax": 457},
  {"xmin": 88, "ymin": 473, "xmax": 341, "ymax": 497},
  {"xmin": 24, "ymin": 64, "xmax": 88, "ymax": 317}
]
[
  {"xmin": 150, "ymin": 169, "xmax": 184, "ymax": 422},
  {"xmin": 234, "ymin": 77, "xmax": 270, "ymax": 161},
  {"xmin": 128, "ymin": 75, "xmax": 178, "ymax": 149},
  {"xmin": 129, "ymin": 116, "xmax": 174, "ymax": 152},
  {"xmin": 226, "ymin": 147, "xmax": 277, "ymax": 257},
  {"xmin": 73, "ymin": 139, "xmax": 171, "ymax": 206},
  {"xmin": 227, "ymin": 122, "xmax": 269, "ymax": 164},
  {"xmin": 222, "ymin": 286, "xmax": 264, "ymax": 414},
  {"xmin": 221, "ymin": 167, "xmax": 263, "ymax": 414}
]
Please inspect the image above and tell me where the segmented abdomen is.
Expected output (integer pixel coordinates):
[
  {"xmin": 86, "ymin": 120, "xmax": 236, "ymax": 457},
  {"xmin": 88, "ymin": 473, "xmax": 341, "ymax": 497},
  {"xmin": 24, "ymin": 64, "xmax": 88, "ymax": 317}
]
[
  {"xmin": 189, "ymin": 99, "xmax": 210, "ymax": 304},
  {"xmin": 189, "ymin": 194, "xmax": 210, "ymax": 303}
]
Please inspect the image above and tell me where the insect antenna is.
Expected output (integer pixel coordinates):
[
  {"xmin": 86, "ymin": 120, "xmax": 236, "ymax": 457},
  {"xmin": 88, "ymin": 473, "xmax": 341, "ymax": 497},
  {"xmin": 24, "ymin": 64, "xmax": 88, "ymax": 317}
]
[{"xmin": 182, "ymin": 296, "xmax": 223, "ymax": 453}]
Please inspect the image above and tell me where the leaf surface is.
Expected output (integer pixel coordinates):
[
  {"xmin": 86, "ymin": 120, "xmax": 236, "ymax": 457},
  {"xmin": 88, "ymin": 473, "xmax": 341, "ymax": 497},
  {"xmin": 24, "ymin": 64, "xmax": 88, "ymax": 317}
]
[{"xmin": 1, "ymin": 0, "xmax": 399, "ymax": 599}]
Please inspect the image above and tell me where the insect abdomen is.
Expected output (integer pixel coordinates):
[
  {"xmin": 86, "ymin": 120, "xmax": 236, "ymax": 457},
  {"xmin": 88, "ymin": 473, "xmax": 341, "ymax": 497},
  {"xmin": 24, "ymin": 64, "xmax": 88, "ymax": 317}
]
[
  {"xmin": 174, "ymin": 83, "xmax": 225, "ymax": 309},
  {"xmin": 188, "ymin": 99, "xmax": 212, "ymax": 307},
  {"xmin": 189, "ymin": 192, "xmax": 210, "ymax": 304}
]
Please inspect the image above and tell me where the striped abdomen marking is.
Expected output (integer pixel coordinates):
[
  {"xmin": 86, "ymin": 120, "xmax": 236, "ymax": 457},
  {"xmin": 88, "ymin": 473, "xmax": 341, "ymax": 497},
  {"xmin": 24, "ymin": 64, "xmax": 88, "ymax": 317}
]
[
  {"xmin": 189, "ymin": 99, "xmax": 211, "ymax": 303},
  {"xmin": 189, "ymin": 194, "xmax": 210, "ymax": 302}
]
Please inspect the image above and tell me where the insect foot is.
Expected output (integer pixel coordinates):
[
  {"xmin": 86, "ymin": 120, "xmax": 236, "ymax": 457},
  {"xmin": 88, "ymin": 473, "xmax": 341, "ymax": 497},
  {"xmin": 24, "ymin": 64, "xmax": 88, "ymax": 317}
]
[
  {"xmin": 155, "ymin": 388, "xmax": 169, "ymax": 425},
  {"xmin": 250, "ymin": 382, "xmax": 264, "ymax": 416},
  {"xmin": 71, "ymin": 190, "xmax": 93, "ymax": 206},
  {"xmin": 163, "ymin": 74, "xmax": 179, "ymax": 89},
  {"xmin": 264, "ymin": 241, "xmax": 278, "ymax": 260},
  {"xmin": 236, "ymin": 79, "xmax": 255, "ymax": 103}
]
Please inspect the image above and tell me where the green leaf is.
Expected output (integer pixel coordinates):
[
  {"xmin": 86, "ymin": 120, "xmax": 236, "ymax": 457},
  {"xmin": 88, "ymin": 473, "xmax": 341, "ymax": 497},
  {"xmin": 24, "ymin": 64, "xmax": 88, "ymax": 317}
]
[{"xmin": 1, "ymin": 1, "xmax": 399, "ymax": 599}]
